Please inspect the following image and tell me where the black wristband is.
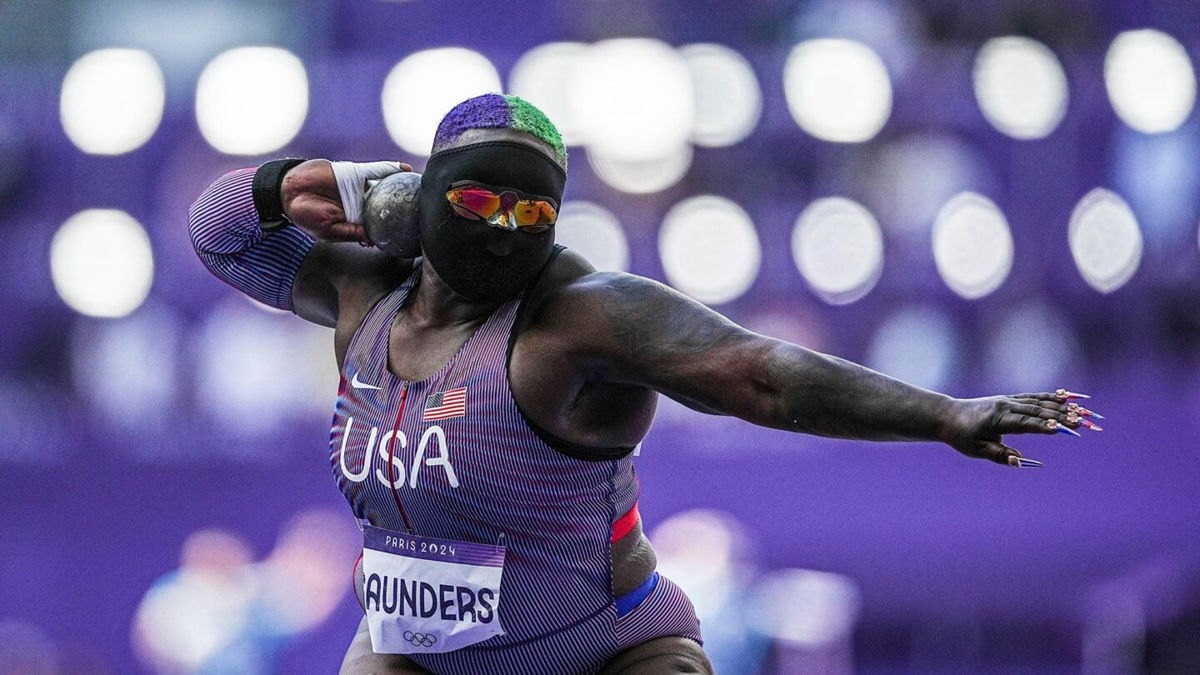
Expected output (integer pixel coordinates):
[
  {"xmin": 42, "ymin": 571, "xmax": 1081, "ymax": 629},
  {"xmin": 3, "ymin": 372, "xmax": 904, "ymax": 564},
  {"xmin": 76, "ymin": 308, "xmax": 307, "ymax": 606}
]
[{"xmin": 252, "ymin": 158, "xmax": 306, "ymax": 232}]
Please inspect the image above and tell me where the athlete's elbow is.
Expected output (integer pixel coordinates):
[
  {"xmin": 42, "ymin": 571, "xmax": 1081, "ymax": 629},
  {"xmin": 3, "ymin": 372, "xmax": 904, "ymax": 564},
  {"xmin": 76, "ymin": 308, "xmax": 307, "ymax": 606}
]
[
  {"xmin": 187, "ymin": 168, "xmax": 262, "ymax": 256},
  {"xmin": 187, "ymin": 196, "xmax": 228, "ymax": 257},
  {"xmin": 191, "ymin": 248, "xmax": 230, "ymax": 284},
  {"xmin": 749, "ymin": 343, "xmax": 815, "ymax": 432}
]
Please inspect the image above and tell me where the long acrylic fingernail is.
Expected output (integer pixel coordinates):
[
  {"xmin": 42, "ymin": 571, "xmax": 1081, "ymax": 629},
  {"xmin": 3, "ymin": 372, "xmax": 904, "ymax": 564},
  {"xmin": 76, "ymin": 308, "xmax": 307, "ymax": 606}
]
[
  {"xmin": 1046, "ymin": 418, "xmax": 1080, "ymax": 436},
  {"xmin": 1009, "ymin": 456, "xmax": 1045, "ymax": 468},
  {"xmin": 1055, "ymin": 388, "xmax": 1091, "ymax": 400},
  {"xmin": 1077, "ymin": 418, "xmax": 1103, "ymax": 432},
  {"xmin": 1068, "ymin": 402, "xmax": 1106, "ymax": 419}
]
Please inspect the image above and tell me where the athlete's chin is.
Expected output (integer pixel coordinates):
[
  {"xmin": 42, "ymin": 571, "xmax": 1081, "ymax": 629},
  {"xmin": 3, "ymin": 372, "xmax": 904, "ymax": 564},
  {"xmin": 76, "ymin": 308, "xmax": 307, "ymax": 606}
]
[{"xmin": 444, "ymin": 268, "xmax": 539, "ymax": 304}]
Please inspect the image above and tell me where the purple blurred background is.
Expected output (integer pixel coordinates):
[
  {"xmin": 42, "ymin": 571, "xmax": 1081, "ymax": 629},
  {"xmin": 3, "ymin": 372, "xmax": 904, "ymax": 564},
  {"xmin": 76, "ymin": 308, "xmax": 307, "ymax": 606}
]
[{"xmin": 2, "ymin": 0, "xmax": 1200, "ymax": 672}]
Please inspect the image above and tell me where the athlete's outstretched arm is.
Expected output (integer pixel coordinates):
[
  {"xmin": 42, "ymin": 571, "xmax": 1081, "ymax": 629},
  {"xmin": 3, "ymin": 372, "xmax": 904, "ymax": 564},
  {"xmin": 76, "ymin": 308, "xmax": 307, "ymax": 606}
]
[
  {"xmin": 188, "ymin": 159, "xmax": 412, "ymax": 328},
  {"xmin": 561, "ymin": 272, "xmax": 1088, "ymax": 466}
]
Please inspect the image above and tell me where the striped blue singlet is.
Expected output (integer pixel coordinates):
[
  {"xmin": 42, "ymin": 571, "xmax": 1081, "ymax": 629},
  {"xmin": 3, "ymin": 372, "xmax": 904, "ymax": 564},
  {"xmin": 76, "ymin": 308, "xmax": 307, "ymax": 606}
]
[{"xmin": 330, "ymin": 262, "xmax": 701, "ymax": 674}]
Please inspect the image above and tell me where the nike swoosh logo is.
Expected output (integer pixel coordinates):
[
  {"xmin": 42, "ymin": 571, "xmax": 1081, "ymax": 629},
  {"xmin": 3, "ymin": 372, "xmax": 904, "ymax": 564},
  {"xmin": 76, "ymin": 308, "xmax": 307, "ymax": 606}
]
[{"xmin": 350, "ymin": 373, "xmax": 381, "ymax": 390}]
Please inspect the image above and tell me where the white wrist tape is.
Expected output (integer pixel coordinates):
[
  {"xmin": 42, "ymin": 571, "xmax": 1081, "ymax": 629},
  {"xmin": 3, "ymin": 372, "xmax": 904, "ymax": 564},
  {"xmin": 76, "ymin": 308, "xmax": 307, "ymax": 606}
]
[{"xmin": 331, "ymin": 161, "xmax": 403, "ymax": 224}]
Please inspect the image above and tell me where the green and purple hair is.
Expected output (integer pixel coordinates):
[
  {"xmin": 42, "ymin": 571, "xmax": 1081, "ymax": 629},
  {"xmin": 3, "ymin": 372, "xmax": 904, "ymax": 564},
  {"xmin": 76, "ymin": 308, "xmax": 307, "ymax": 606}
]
[{"xmin": 432, "ymin": 93, "xmax": 568, "ymax": 170}]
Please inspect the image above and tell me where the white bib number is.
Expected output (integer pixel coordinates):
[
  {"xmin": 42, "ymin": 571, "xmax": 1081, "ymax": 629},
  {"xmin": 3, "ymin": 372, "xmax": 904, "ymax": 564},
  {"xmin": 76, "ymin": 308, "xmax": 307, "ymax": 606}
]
[{"xmin": 361, "ymin": 526, "xmax": 506, "ymax": 654}]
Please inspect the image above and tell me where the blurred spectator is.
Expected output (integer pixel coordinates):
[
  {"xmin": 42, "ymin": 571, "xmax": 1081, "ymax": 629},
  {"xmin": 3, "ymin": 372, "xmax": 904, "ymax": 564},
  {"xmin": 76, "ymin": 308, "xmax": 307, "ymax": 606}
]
[
  {"xmin": 132, "ymin": 510, "xmax": 357, "ymax": 674},
  {"xmin": 746, "ymin": 568, "xmax": 861, "ymax": 675},
  {"xmin": 651, "ymin": 509, "xmax": 772, "ymax": 674}
]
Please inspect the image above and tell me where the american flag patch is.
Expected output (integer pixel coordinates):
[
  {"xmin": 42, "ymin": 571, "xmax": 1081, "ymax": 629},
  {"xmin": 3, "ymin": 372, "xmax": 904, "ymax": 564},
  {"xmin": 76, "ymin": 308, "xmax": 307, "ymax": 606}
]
[{"xmin": 423, "ymin": 387, "xmax": 467, "ymax": 421}]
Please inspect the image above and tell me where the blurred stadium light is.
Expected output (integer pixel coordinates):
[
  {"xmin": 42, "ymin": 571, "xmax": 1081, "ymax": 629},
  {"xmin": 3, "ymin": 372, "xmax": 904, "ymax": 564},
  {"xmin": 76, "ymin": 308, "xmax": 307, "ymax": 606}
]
[
  {"xmin": 791, "ymin": 197, "xmax": 884, "ymax": 304},
  {"xmin": 1112, "ymin": 123, "xmax": 1200, "ymax": 249},
  {"xmin": 69, "ymin": 0, "xmax": 299, "ymax": 101},
  {"xmin": 587, "ymin": 143, "xmax": 693, "ymax": 194},
  {"xmin": 70, "ymin": 303, "xmax": 182, "ymax": 433},
  {"xmin": 865, "ymin": 305, "xmax": 960, "ymax": 392},
  {"xmin": 568, "ymin": 39, "xmax": 694, "ymax": 162},
  {"xmin": 196, "ymin": 47, "xmax": 308, "ymax": 155},
  {"xmin": 381, "ymin": 47, "xmax": 502, "ymax": 156},
  {"xmin": 555, "ymin": 201, "xmax": 630, "ymax": 272},
  {"xmin": 60, "ymin": 48, "xmax": 164, "ymax": 155},
  {"xmin": 932, "ymin": 192, "xmax": 1013, "ymax": 299},
  {"xmin": 1069, "ymin": 188, "xmax": 1144, "ymax": 294},
  {"xmin": 790, "ymin": 0, "xmax": 922, "ymax": 79},
  {"xmin": 680, "ymin": 43, "xmax": 762, "ymax": 147},
  {"xmin": 508, "ymin": 42, "xmax": 587, "ymax": 146},
  {"xmin": 1105, "ymin": 30, "xmax": 1197, "ymax": 134},
  {"xmin": 194, "ymin": 298, "xmax": 336, "ymax": 441},
  {"xmin": 659, "ymin": 195, "xmax": 760, "ymax": 305},
  {"xmin": 867, "ymin": 133, "xmax": 992, "ymax": 236},
  {"xmin": 50, "ymin": 209, "xmax": 154, "ymax": 318},
  {"xmin": 973, "ymin": 37, "xmax": 1069, "ymax": 140},
  {"xmin": 984, "ymin": 301, "xmax": 1080, "ymax": 391},
  {"xmin": 784, "ymin": 39, "xmax": 892, "ymax": 143}
]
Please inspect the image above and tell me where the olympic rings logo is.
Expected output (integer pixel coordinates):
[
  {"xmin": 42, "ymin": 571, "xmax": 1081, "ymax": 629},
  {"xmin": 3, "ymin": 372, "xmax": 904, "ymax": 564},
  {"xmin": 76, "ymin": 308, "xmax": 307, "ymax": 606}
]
[{"xmin": 403, "ymin": 631, "xmax": 438, "ymax": 647}]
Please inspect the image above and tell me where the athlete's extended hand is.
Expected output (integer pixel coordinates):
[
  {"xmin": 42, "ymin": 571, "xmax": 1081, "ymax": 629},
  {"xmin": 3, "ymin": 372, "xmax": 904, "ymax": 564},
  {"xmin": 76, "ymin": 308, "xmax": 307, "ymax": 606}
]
[
  {"xmin": 938, "ymin": 390, "xmax": 1103, "ymax": 468},
  {"xmin": 281, "ymin": 159, "xmax": 412, "ymax": 244}
]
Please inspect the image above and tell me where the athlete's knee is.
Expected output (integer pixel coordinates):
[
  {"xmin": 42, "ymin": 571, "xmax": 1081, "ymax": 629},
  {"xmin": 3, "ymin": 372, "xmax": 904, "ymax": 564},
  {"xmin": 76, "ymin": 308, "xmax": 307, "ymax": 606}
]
[
  {"xmin": 612, "ymin": 652, "xmax": 711, "ymax": 675},
  {"xmin": 599, "ymin": 637, "xmax": 713, "ymax": 675}
]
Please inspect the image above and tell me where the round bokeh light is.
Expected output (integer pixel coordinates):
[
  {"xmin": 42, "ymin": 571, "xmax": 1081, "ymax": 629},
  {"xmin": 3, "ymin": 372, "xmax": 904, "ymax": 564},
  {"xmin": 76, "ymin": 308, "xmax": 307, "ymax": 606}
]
[
  {"xmin": 554, "ymin": 201, "xmax": 630, "ymax": 272},
  {"xmin": 660, "ymin": 196, "xmax": 760, "ymax": 305},
  {"xmin": 792, "ymin": 197, "xmax": 884, "ymax": 304},
  {"xmin": 931, "ymin": 192, "xmax": 1014, "ymax": 299},
  {"xmin": 196, "ymin": 47, "xmax": 308, "ymax": 155},
  {"xmin": 382, "ymin": 48, "xmax": 503, "ymax": 156},
  {"xmin": 973, "ymin": 37, "xmax": 1069, "ymax": 140},
  {"xmin": 51, "ymin": 209, "xmax": 154, "ymax": 318},
  {"xmin": 784, "ymin": 39, "xmax": 892, "ymax": 143},
  {"xmin": 508, "ymin": 42, "xmax": 588, "ymax": 146},
  {"xmin": 588, "ymin": 143, "xmax": 692, "ymax": 194},
  {"xmin": 680, "ymin": 43, "xmax": 762, "ymax": 147},
  {"xmin": 1105, "ymin": 30, "xmax": 1197, "ymax": 134},
  {"xmin": 61, "ymin": 48, "xmax": 165, "ymax": 155},
  {"xmin": 568, "ymin": 39, "xmax": 694, "ymax": 161},
  {"xmin": 1068, "ymin": 188, "xmax": 1143, "ymax": 293}
]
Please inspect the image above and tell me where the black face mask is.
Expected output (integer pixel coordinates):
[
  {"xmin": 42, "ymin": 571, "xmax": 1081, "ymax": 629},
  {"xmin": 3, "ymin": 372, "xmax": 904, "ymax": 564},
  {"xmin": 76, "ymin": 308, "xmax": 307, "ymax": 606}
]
[{"xmin": 417, "ymin": 141, "xmax": 566, "ymax": 303}]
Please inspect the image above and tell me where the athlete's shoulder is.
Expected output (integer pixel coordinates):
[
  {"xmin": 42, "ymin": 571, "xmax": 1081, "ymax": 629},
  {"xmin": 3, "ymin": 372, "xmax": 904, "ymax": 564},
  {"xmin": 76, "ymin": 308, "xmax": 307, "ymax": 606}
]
[
  {"xmin": 532, "ymin": 254, "xmax": 679, "ymax": 332},
  {"xmin": 531, "ymin": 248, "xmax": 654, "ymax": 305},
  {"xmin": 554, "ymin": 266, "xmax": 676, "ymax": 307},
  {"xmin": 541, "ymin": 246, "xmax": 596, "ymax": 288}
]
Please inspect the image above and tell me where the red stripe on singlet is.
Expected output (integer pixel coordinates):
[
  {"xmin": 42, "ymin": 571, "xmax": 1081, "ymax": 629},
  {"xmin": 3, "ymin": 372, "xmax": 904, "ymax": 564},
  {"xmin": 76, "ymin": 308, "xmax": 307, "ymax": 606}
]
[{"xmin": 611, "ymin": 501, "xmax": 639, "ymax": 543}]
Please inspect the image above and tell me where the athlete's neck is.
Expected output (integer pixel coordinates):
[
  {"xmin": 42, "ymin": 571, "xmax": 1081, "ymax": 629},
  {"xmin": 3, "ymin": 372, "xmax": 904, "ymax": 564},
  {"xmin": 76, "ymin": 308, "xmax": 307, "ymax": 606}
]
[{"xmin": 409, "ymin": 258, "xmax": 503, "ymax": 326}]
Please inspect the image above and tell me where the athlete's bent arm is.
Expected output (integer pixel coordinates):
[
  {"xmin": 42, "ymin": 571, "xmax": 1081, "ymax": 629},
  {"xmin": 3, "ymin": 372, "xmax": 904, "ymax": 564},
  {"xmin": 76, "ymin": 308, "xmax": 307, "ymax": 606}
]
[
  {"xmin": 188, "ymin": 167, "xmax": 317, "ymax": 312},
  {"xmin": 559, "ymin": 272, "xmax": 1080, "ymax": 466},
  {"xmin": 188, "ymin": 159, "xmax": 411, "ymax": 329}
]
